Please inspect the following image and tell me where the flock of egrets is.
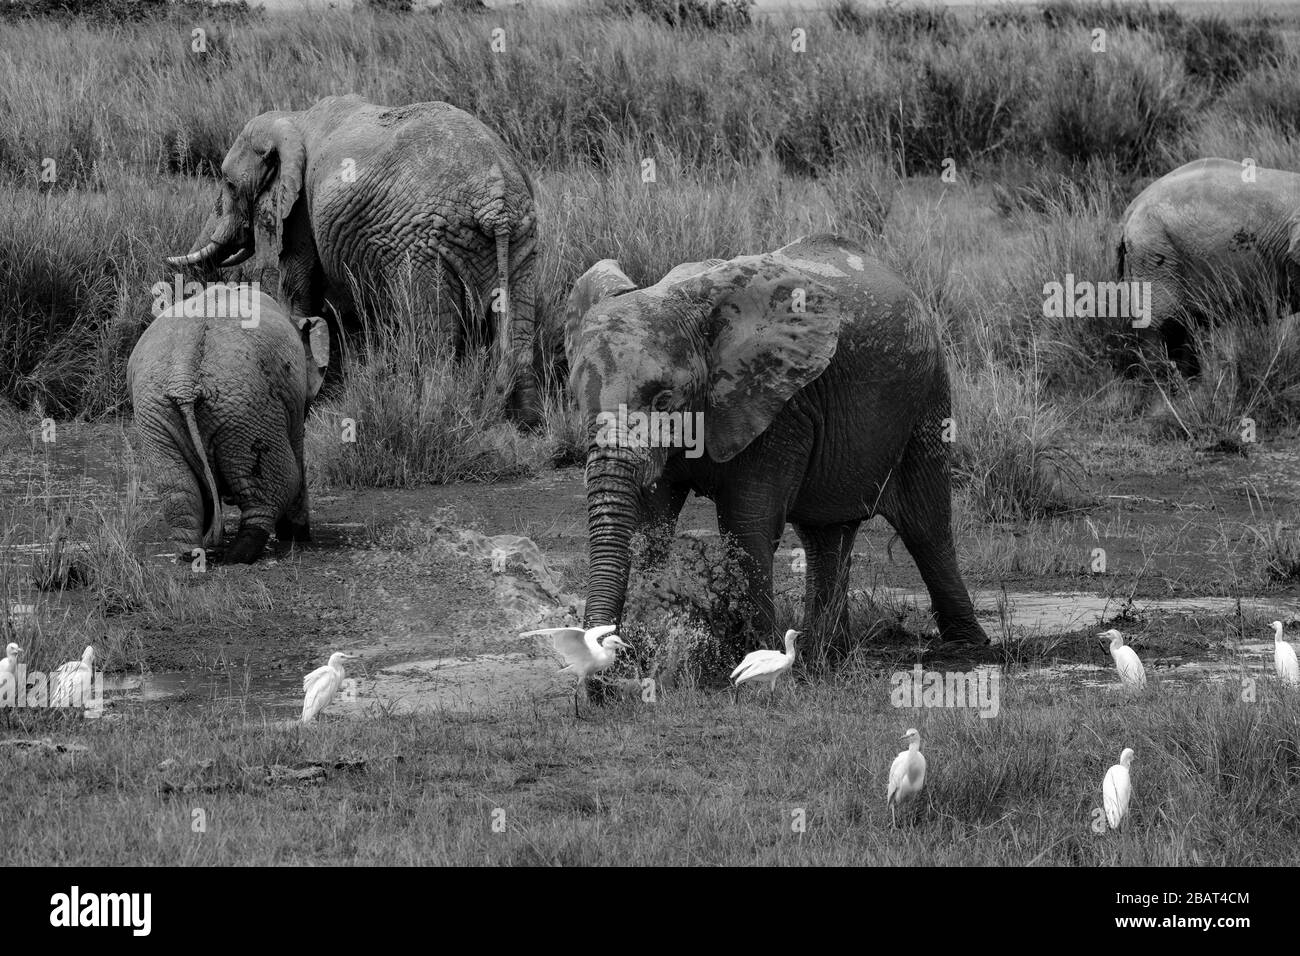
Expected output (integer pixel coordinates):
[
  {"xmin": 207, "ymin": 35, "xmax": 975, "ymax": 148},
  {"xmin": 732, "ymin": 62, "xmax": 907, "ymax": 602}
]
[
  {"xmin": 290, "ymin": 618, "xmax": 1297, "ymax": 829},
  {"xmin": 6, "ymin": 614, "xmax": 1297, "ymax": 830}
]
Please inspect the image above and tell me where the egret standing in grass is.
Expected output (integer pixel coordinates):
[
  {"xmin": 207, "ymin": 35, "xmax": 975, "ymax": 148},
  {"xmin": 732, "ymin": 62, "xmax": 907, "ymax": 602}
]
[
  {"xmin": 887, "ymin": 728, "xmax": 927, "ymax": 826},
  {"xmin": 0, "ymin": 642, "xmax": 21, "ymax": 679},
  {"xmin": 730, "ymin": 629, "xmax": 799, "ymax": 704},
  {"xmin": 1272, "ymin": 621, "xmax": 1299, "ymax": 687},
  {"xmin": 1101, "ymin": 629, "xmax": 1146, "ymax": 690},
  {"xmin": 301, "ymin": 652, "xmax": 357, "ymax": 723},
  {"xmin": 0, "ymin": 643, "xmax": 21, "ymax": 700},
  {"xmin": 1102, "ymin": 748, "xmax": 1134, "ymax": 830},
  {"xmin": 521, "ymin": 625, "xmax": 630, "ymax": 718},
  {"xmin": 50, "ymin": 645, "xmax": 94, "ymax": 708}
]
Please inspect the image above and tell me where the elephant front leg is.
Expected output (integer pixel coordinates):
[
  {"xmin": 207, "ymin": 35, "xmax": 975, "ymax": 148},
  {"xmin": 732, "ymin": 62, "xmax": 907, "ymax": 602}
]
[
  {"xmin": 794, "ymin": 521, "xmax": 861, "ymax": 654},
  {"xmin": 716, "ymin": 491, "xmax": 788, "ymax": 649}
]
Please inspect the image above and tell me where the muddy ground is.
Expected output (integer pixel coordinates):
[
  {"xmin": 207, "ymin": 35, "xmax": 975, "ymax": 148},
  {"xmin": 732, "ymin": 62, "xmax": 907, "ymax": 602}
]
[{"xmin": 3, "ymin": 419, "xmax": 1299, "ymax": 721}]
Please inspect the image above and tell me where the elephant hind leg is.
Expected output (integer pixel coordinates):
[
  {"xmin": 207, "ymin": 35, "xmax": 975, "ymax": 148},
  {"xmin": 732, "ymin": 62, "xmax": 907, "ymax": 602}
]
[
  {"xmin": 220, "ymin": 440, "xmax": 297, "ymax": 565},
  {"xmin": 152, "ymin": 454, "xmax": 214, "ymax": 560},
  {"xmin": 878, "ymin": 416, "xmax": 987, "ymax": 645},
  {"xmin": 793, "ymin": 520, "xmax": 861, "ymax": 655}
]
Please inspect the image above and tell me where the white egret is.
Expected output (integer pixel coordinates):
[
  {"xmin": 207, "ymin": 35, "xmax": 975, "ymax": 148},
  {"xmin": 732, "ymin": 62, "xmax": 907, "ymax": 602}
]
[
  {"xmin": 521, "ymin": 625, "xmax": 630, "ymax": 718},
  {"xmin": 0, "ymin": 642, "xmax": 21, "ymax": 677},
  {"xmin": 730, "ymin": 629, "xmax": 799, "ymax": 703},
  {"xmin": 0, "ymin": 643, "xmax": 20, "ymax": 699},
  {"xmin": 1272, "ymin": 621, "xmax": 1299, "ymax": 687},
  {"xmin": 1101, "ymin": 629, "xmax": 1146, "ymax": 690},
  {"xmin": 1102, "ymin": 747, "xmax": 1134, "ymax": 830},
  {"xmin": 301, "ymin": 652, "xmax": 357, "ymax": 723},
  {"xmin": 887, "ymin": 728, "xmax": 927, "ymax": 826},
  {"xmin": 50, "ymin": 645, "xmax": 94, "ymax": 708}
]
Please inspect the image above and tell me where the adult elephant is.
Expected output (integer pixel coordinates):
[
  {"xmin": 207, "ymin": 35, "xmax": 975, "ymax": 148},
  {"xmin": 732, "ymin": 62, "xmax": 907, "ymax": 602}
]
[
  {"xmin": 1118, "ymin": 157, "xmax": 1300, "ymax": 376},
  {"xmin": 565, "ymin": 234, "xmax": 988, "ymax": 650},
  {"xmin": 165, "ymin": 94, "xmax": 541, "ymax": 425}
]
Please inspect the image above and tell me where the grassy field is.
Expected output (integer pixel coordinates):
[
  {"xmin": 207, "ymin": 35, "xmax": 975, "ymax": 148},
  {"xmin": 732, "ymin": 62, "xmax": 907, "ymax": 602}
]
[
  {"xmin": 4, "ymin": 672, "xmax": 1298, "ymax": 865},
  {"xmin": 3, "ymin": 0, "xmax": 1300, "ymax": 865}
]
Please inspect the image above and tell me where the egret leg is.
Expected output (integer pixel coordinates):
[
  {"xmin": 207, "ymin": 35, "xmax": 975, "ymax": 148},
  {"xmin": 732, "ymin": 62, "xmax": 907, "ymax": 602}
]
[{"xmin": 890, "ymin": 801, "xmax": 897, "ymax": 828}]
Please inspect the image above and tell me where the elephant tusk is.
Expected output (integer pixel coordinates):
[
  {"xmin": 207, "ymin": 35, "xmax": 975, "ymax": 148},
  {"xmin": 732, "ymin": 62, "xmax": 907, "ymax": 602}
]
[
  {"xmin": 164, "ymin": 240, "xmax": 224, "ymax": 268},
  {"xmin": 216, "ymin": 246, "xmax": 254, "ymax": 268}
]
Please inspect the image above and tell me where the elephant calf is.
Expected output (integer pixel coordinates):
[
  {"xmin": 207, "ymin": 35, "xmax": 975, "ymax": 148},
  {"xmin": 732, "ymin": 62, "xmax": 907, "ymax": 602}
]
[
  {"xmin": 566, "ymin": 234, "xmax": 988, "ymax": 649},
  {"xmin": 128, "ymin": 285, "xmax": 329, "ymax": 563}
]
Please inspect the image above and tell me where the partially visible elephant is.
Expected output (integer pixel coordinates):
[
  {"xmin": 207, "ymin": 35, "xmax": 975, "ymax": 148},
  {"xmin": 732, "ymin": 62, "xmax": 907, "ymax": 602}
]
[
  {"xmin": 1119, "ymin": 157, "xmax": 1300, "ymax": 375},
  {"xmin": 565, "ymin": 234, "xmax": 988, "ymax": 649},
  {"xmin": 128, "ymin": 285, "xmax": 330, "ymax": 564},
  {"xmin": 165, "ymin": 94, "xmax": 540, "ymax": 425}
]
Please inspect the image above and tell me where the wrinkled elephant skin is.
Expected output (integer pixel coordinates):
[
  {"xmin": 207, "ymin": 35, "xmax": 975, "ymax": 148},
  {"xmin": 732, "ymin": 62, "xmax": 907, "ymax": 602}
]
[
  {"xmin": 1119, "ymin": 157, "xmax": 1300, "ymax": 376},
  {"xmin": 166, "ymin": 94, "xmax": 541, "ymax": 425},
  {"xmin": 127, "ymin": 286, "xmax": 330, "ymax": 564},
  {"xmin": 566, "ymin": 234, "xmax": 988, "ymax": 650}
]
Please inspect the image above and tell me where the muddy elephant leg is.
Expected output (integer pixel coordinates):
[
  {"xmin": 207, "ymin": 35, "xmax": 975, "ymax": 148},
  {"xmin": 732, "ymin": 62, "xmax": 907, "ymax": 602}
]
[
  {"xmin": 879, "ymin": 418, "xmax": 987, "ymax": 645},
  {"xmin": 153, "ymin": 456, "xmax": 212, "ymax": 561},
  {"xmin": 715, "ymin": 483, "xmax": 790, "ymax": 647},
  {"xmin": 274, "ymin": 421, "xmax": 311, "ymax": 544},
  {"xmin": 223, "ymin": 440, "xmax": 298, "ymax": 564},
  {"xmin": 275, "ymin": 454, "xmax": 312, "ymax": 543},
  {"xmin": 794, "ymin": 520, "xmax": 861, "ymax": 651}
]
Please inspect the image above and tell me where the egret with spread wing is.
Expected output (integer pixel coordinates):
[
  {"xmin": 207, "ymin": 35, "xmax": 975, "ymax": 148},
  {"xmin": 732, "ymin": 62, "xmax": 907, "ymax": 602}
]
[
  {"xmin": 1273, "ymin": 621, "xmax": 1299, "ymax": 686},
  {"xmin": 521, "ymin": 625, "xmax": 629, "ymax": 718},
  {"xmin": 887, "ymin": 728, "xmax": 927, "ymax": 826},
  {"xmin": 730, "ymin": 629, "xmax": 799, "ymax": 704},
  {"xmin": 1101, "ymin": 629, "xmax": 1146, "ymax": 690},
  {"xmin": 50, "ymin": 645, "xmax": 94, "ymax": 708},
  {"xmin": 302, "ymin": 652, "xmax": 356, "ymax": 723}
]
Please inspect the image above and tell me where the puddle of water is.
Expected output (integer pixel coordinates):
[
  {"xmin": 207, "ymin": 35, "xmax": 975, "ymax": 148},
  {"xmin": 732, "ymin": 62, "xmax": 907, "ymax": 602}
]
[{"xmin": 864, "ymin": 588, "xmax": 1300, "ymax": 634}]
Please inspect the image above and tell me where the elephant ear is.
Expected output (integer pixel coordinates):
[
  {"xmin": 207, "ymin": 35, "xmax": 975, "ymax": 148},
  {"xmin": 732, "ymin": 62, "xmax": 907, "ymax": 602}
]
[
  {"xmin": 296, "ymin": 314, "xmax": 330, "ymax": 402},
  {"xmin": 673, "ymin": 254, "xmax": 844, "ymax": 463},
  {"xmin": 563, "ymin": 260, "xmax": 637, "ymax": 373}
]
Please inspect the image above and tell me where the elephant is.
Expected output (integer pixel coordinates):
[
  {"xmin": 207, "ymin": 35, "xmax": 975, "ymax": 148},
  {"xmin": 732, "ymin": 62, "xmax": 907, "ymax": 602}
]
[
  {"xmin": 127, "ymin": 284, "xmax": 330, "ymax": 564},
  {"xmin": 565, "ymin": 234, "xmax": 988, "ymax": 651},
  {"xmin": 1118, "ymin": 157, "xmax": 1300, "ymax": 376},
  {"xmin": 164, "ymin": 94, "xmax": 540, "ymax": 425}
]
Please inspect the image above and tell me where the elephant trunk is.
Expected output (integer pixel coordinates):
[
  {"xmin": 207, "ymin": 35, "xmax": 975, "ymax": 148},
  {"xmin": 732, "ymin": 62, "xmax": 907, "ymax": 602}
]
[{"xmin": 582, "ymin": 446, "xmax": 646, "ymax": 628}]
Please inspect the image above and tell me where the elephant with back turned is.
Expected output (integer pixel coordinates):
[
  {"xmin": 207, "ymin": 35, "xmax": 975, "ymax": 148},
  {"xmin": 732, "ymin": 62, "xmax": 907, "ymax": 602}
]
[
  {"xmin": 128, "ymin": 286, "xmax": 330, "ymax": 564},
  {"xmin": 566, "ymin": 234, "xmax": 988, "ymax": 650},
  {"xmin": 166, "ymin": 94, "xmax": 541, "ymax": 424},
  {"xmin": 1119, "ymin": 157, "xmax": 1300, "ymax": 376}
]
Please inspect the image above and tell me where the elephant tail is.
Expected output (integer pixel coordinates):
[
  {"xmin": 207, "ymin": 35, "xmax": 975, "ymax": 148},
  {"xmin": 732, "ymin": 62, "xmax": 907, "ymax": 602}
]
[
  {"xmin": 494, "ymin": 227, "xmax": 512, "ymax": 368},
  {"xmin": 174, "ymin": 397, "xmax": 222, "ymax": 550}
]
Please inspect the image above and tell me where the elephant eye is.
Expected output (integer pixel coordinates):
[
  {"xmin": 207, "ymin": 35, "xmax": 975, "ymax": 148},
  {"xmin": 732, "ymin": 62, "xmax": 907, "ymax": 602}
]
[{"xmin": 650, "ymin": 389, "xmax": 673, "ymax": 412}]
